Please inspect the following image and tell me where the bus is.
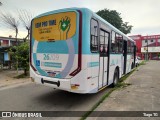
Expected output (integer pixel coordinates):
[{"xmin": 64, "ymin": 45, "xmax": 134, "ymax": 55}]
[{"xmin": 30, "ymin": 8, "xmax": 136, "ymax": 93}]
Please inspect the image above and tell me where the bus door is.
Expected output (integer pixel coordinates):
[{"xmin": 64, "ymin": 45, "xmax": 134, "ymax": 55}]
[
  {"xmin": 123, "ymin": 40, "xmax": 127, "ymax": 74},
  {"xmin": 98, "ymin": 29, "xmax": 109, "ymax": 89}
]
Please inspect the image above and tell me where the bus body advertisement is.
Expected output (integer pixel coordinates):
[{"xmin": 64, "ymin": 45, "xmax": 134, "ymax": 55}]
[{"xmin": 30, "ymin": 8, "xmax": 136, "ymax": 93}]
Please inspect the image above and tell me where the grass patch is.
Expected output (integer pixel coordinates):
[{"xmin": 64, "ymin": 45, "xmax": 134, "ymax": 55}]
[
  {"xmin": 80, "ymin": 88, "xmax": 115, "ymax": 120},
  {"xmin": 14, "ymin": 73, "xmax": 29, "ymax": 79},
  {"xmin": 80, "ymin": 65, "xmax": 142, "ymax": 120},
  {"xmin": 115, "ymin": 82, "xmax": 132, "ymax": 88},
  {"xmin": 112, "ymin": 68, "xmax": 135, "ymax": 90},
  {"xmin": 139, "ymin": 60, "xmax": 146, "ymax": 65}
]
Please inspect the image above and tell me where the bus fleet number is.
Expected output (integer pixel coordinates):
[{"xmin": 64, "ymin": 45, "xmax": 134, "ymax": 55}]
[{"xmin": 43, "ymin": 54, "xmax": 59, "ymax": 60}]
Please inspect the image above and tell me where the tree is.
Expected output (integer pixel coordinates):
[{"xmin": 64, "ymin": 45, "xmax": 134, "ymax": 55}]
[
  {"xmin": 10, "ymin": 42, "xmax": 29, "ymax": 75},
  {"xmin": 0, "ymin": 12, "xmax": 20, "ymax": 73},
  {"xmin": 0, "ymin": 12, "xmax": 19, "ymax": 44},
  {"xmin": 0, "ymin": 9, "xmax": 33, "ymax": 42},
  {"xmin": 96, "ymin": 9, "xmax": 133, "ymax": 34},
  {"xmin": 18, "ymin": 9, "xmax": 33, "ymax": 41},
  {"xmin": 120, "ymin": 22, "xmax": 133, "ymax": 34},
  {"xmin": 158, "ymin": 53, "xmax": 160, "ymax": 58},
  {"xmin": 0, "ymin": 2, "xmax": 2, "ymax": 6}
]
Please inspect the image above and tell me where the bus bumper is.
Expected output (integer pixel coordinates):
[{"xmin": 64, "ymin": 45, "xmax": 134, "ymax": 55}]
[
  {"xmin": 30, "ymin": 67, "xmax": 71, "ymax": 92},
  {"xmin": 30, "ymin": 67, "xmax": 94, "ymax": 94}
]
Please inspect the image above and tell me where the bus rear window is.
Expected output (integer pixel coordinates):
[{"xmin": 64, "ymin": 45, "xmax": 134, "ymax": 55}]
[{"xmin": 33, "ymin": 12, "xmax": 77, "ymax": 41}]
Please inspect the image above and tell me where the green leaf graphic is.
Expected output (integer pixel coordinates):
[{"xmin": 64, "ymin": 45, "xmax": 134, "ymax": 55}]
[{"xmin": 59, "ymin": 16, "xmax": 71, "ymax": 31}]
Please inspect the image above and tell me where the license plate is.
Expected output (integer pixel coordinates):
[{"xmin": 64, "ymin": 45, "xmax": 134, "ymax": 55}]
[{"xmin": 47, "ymin": 72, "xmax": 56, "ymax": 77}]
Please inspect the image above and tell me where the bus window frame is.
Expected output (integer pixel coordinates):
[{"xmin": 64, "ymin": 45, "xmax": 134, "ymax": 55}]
[
  {"xmin": 127, "ymin": 40, "xmax": 134, "ymax": 54},
  {"xmin": 127, "ymin": 40, "xmax": 131, "ymax": 53},
  {"xmin": 99, "ymin": 28, "xmax": 109, "ymax": 57},
  {"xmin": 115, "ymin": 33, "xmax": 123, "ymax": 53},
  {"xmin": 111, "ymin": 30, "xmax": 123, "ymax": 54},
  {"xmin": 111, "ymin": 31, "xmax": 116, "ymax": 53},
  {"xmin": 90, "ymin": 18, "xmax": 99, "ymax": 53}
]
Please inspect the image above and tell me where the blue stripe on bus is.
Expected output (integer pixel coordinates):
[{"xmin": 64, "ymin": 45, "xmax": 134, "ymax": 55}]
[
  {"xmin": 36, "ymin": 40, "xmax": 69, "ymax": 54},
  {"xmin": 81, "ymin": 9, "xmax": 91, "ymax": 54},
  {"xmin": 87, "ymin": 62, "xmax": 99, "ymax": 67},
  {"xmin": 41, "ymin": 62, "xmax": 62, "ymax": 68},
  {"xmin": 32, "ymin": 35, "xmax": 80, "ymax": 54}
]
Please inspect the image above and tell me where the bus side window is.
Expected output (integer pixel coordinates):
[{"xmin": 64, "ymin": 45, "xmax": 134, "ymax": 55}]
[
  {"xmin": 111, "ymin": 32, "xmax": 123, "ymax": 54},
  {"xmin": 127, "ymin": 40, "xmax": 131, "ymax": 53},
  {"xmin": 90, "ymin": 19, "xmax": 98, "ymax": 53},
  {"xmin": 131, "ymin": 42, "xmax": 134, "ymax": 54},
  {"xmin": 111, "ymin": 31, "xmax": 116, "ymax": 53},
  {"xmin": 115, "ymin": 34, "xmax": 120, "ymax": 53},
  {"xmin": 116, "ymin": 34, "xmax": 123, "ymax": 53}
]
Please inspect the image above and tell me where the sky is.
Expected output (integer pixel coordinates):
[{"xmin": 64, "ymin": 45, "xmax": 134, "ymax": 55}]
[{"xmin": 0, "ymin": 0, "xmax": 160, "ymax": 38}]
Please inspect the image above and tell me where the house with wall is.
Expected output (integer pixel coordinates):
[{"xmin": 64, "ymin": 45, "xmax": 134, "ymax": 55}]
[
  {"xmin": 0, "ymin": 36, "xmax": 24, "ymax": 68},
  {"xmin": 129, "ymin": 34, "xmax": 160, "ymax": 60}
]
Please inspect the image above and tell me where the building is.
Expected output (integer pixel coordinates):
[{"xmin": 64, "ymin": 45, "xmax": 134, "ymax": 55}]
[
  {"xmin": 0, "ymin": 36, "xmax": 24, "ymax": 68},
  {"xmin": 129, "ymin": 34, "xmax": 160, "ymax": 60}
]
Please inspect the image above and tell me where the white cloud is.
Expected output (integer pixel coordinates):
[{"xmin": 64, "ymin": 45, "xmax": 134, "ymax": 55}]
[{"xmin": 0, "ymin": 0, "xmax": 160, "ymax": 37}]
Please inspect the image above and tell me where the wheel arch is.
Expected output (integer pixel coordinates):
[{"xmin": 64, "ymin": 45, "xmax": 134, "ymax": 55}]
[{"xmin": 110, "ymin": 66, "xmax": 120, "ymax": 88}]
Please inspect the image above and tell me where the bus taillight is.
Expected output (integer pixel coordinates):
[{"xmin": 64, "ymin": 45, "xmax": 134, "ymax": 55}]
[{"xmin": 71, "ymin": 84, "xmax": 80, "ymax": 90}]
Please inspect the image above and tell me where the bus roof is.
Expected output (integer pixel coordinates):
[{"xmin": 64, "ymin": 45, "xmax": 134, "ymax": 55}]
[{"xmin": 33, "ymin": 7, "xmax": 135, "ymax": 43}]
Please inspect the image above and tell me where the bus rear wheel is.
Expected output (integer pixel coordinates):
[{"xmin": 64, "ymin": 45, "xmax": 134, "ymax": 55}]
[
  {"xmin": 111, "ymin": 69, "xmax": 119, "ymax": 87},
  {"xmin": 131, "ymin": 63, "xmax": 134, "ymax": 69}
]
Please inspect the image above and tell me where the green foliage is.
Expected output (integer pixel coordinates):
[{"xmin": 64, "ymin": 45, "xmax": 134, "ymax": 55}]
[
  {"xmin": 10, "ymin": 42, "xmax": 29, "ymax": 75},
  {"xmin": 14, "ymin": 73, "xmax": 29, "ymax": 79},
  {"xmin": 96, "ymin": 9, "xmax": 133, "ymax": 34}
]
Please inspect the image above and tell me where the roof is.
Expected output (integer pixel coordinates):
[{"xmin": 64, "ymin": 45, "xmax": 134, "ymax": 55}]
[{"xmin": 0, "ymin": 36, "xmax": 24, "ymax": 41}]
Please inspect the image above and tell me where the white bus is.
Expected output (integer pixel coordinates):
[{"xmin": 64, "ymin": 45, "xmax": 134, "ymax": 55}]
[{"xmin": 30, "ymin": 8, "xmax": 136, "ymax": 93}]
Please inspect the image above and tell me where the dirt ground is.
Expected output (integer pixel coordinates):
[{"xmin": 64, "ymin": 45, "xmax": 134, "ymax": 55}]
[{"xmin": 0, "ymin": 69, "xmax": 31, "ymax": 88}]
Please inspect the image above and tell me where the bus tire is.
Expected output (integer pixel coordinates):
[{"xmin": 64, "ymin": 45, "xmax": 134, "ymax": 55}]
[
  {"xmin": 131, "ymin": 63, "xmax": 134, "ymax": 69},
  {"xmin": 111, "ymin": 68, "xmax": 119, "ymax": 87}
]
